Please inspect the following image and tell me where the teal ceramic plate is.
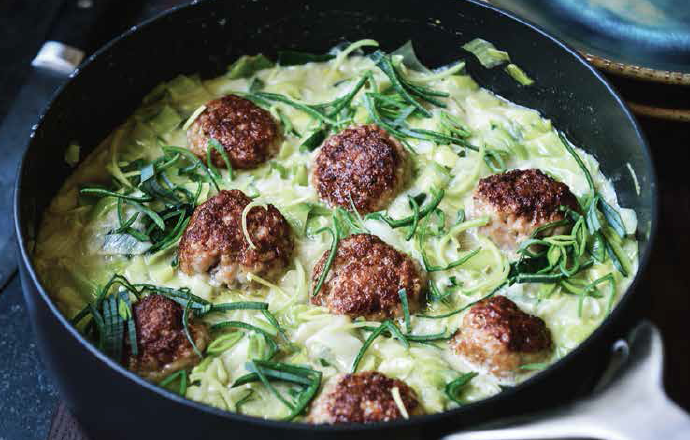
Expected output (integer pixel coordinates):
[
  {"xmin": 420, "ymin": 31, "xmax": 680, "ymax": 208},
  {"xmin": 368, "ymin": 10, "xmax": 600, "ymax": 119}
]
[{"xmin": 489, "ymin": 0, "xmax": 690, "ymax": 82}]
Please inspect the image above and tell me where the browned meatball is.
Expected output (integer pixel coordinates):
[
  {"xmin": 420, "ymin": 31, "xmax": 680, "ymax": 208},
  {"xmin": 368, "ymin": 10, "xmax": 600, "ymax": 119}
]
[
  {"xmin": 178, "ymin": 189, "xmax": 293, "ymax": 286},
  {"xmin": 450, "ymin": 295, "xmax": 552, "ymax": 377},
  {"xmin": 308, "ymin": 372, "xmax": 424, "ymax": 424},
  {"xmin": 124, "ymin": 294, "xmax": 209, "ymax": 381},
  {"xmin": 468, "ymin": 169, "xmax": 579, "ymax": 250},
  {"xmin": 310, "ymin": 233, "xmax": 425, "ymax": 321},
  {"xmin": 311, "ymin": 124, "xmax": 408, "ymax": 214},
  {"xmin": 186, "ymin": 95, "xmax": 281, "ymax": 169}
]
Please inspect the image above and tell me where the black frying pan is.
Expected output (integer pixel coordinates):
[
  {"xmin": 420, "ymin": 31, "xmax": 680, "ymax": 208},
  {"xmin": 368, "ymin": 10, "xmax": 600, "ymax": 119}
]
[{"xmin": 14, "ymin": 0, "xmax": 657, "ymax": 439}]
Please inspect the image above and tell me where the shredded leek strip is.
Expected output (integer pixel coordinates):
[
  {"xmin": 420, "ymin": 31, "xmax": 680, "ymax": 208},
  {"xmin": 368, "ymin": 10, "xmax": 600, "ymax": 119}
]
[
  {"xmin": 183, "ymin": 300, "xmax": 203, "ymax": 357},
  {"xmin": 106, "ymin": 124, "xmax": 135, "ymax": 189},
  {"xmin": 505, "ymin": 64, "xmax": 534, "ymax": 86},
  {"xmin": 438, "ymin": 216, "xmax": 490, "ymax": 258},
  {"xmin": 558, "ymin": 131, "xmax": 629, "ymax": 278},
  {"xmin": 261, "ymin": 309, "xmax": 287, "ymax": 341},
  {"xmin": 351, "ymin": 320, "xmax": 409, "ymax": 373},
  {"xmin": 411, "ymin": 61, "xmax": 466, "ymax": 83},
  {"xmin": 127, "ymin": 200, "xmax": 165, "ymax": 230},
  {"xmin": 439, "ymin": 111, "xmax": 471, "ymax": 138},
  {"xmin": 235, "ymin": 389, "xmax": 254, "ymax": 414},
  {"xmin": 182, "ymin": 105, "xmax": 207, "ymax": 131},
  {"xmin": 602, "ymin": 228, "xmax": 632, "ymax": 277},
  {"xmin": 398, "ymin": 289, "xmax": 411, "ymax": 333},
  {"xmin": 246, "ymin": 272, "xmax": 288, "ymax": 298},
  {"xmin": 207, "ymin": 332, "xmax": 244, "ymax": 355},
  {"xmin": 371, "ymin": 52, "xmax": 441, "ymax": 116},
  {"xmin": 558, "ymin": 131, "xmax": 595, "ymax": 193},
  {"xmin": 241, "ymin": 201, "xmax": 267, "ymax": 249},
  {"xmin": 324, "ymin": 72, "xmax": 372, "ymax": 117},
  {"xmin": 211, "ymin": 321, "xmax": 278, "ymax": 360},
  {"xmin": 245, "ymin": 363, "xmax": 294, "ymax": 413},
  {"xmin": 274, "ymin": 259, "xmax": 308, "ymax": 315},
  {"xmin": 235, "ymin": 364, "xmax": 314, "ymax": 387},
  {"xmin": 210, "ymin": 301, "xmax": 269, "ymax": 312},
  {"xmin": 88, "ymin": 303, "xmax": 106, "ymax": 349},
  {"xmin": 577, "ymin": 273, "xmax": 616, "ymax": 317},
  {"xmin": 428, "ymin": 280, "xmax": 454, "ymax": 303},
  {"xmin": 445, "ymin": 143, "xmax": 486, "ymax": 196},
  {"xmin": 462, "ymin": 38, "xmax": 510, "ymax": 68},
  {"xmin": 419, "ymin": 215, "xmax": 480, "ymax": 272},
  {"xmin": 391, "ymin": 387, "xmax": 409, "ymax": 419},
  {"xmin": 366, "ymin": 188, "xmax": 445, "ymax": 228},
  {"xmin": 311, "ymin": 213, "xmax": 340, "ymax": 297},
  {"xmin": 252, "ymin": 92, "xmax": 337, "ymax": 125},
  {"xmin": 163, "ymin": 146, "xmax": 221, "ymax": 192},
  {"xmin": 359, "ymin": 325, "xmax": 450, "ymax": 342},
  {"xmin": 235, "ymin": 361, "xmax": 322, "ymax": 421},
  {"xmin": 207, "ymin": 138, "xmax": 234, "ymax": 182},
  {"xmin": 626, "ymin": 163, "xmax": 640, "ymax": 196},
  {"xmin": 79, "ymin": 188, "xmax": 152, "ymax": 203},
  {"xmin": 330, "ymin": 39, "xmax": 379, "ymax": 72},
  {"xmin": 71, "ymin": 274, "xmax": 143, "ymax": 326},
  {"xmin": 155, "ymin": 216, "xmax": 191, "ymax": 253},
  {"xmin": 519, "ymin": 362, "xmax": 549, "ymax": 371},
  {"xmin": 216, "ymin": 381, "xmax": 236, "ymax": 411},
  {"xmin": 405, "ymin": 195, "xmax": 420, "ymax": 241},
  {"xmin": 417, "ymin": 287, "xmax": 500, "ymax": 319},
  {"xmin": 159, "ymin": 370, "xmax": 188, "ymax": 396}
]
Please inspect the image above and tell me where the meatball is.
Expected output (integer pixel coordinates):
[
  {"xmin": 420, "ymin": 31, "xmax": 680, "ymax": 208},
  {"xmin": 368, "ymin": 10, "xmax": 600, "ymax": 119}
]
[
  {"xmin": 310, "ymin": 233, "xmax": 425, "ymax": 321},
  {"xmin": 308, "ymin": 372, "xmax": 424, "ymax": 424},
  {"xmin": 178, "ymin": 189, "xmax": 293, "ymax": 286},
  {"xmin": 468, "ymin": 168, "xmax": 579, "ymax": 250},
  {"xmin": 186, "ymin": 94, "xmax": 281, "ymax": 169},
  {"xmin": 450, "ymin": 295, "xmax": 552, "ymax": 377},
  {"xmin": 311, "ymin": 124, "xmax": 408, "ymax": 214},
  {"xmin": 124, "ymin": 294, "xmax": 209, "ymax": 381}
]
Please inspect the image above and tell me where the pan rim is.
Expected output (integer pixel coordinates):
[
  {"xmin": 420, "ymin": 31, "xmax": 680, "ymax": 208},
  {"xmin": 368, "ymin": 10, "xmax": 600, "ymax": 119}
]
[{"xmin": 14, "ymin": 0, "xmax": 658, "ymax": 433}]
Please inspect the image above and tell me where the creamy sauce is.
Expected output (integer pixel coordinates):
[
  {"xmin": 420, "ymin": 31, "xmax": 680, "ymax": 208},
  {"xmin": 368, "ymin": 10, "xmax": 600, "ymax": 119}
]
[{"xmin": 33, "ymin": 49, "xmax": 638, "ymax": 420}]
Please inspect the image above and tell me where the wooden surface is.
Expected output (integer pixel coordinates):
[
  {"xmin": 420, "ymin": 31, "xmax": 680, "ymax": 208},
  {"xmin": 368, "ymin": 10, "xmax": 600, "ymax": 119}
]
[
  {"xmin": 629, "ymin": 114, "xmax": 690, "ymax": 410},
  {"xmin": 47, "ymin": 405, "xmax": 88, "ymax": 440}
]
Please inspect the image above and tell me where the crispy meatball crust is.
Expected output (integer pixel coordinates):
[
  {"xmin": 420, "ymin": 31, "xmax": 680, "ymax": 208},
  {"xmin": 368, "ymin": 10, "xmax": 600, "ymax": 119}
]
[
  {"xmin": 125, "ymin": 294, "xmax": 209, "ymax": 381},
  {"xmin": 308, "ymin": 372, "xmax": 424, "ymax": 424},
  {"xmin": 468, "ymin": 168, "xmax": 580, "ymax": 250},
  {"xmin": 450, "ymin": 296, "xmax": 552, "ymax": 377},
  {"xmin": 310, "ymin": 233, "xmax": 425, "ymax": 321},
  {"xmin": 178, "ymin": 189, "xmax": 293, "ymax": 286},
  {"xmin": 186, "ymin": 95, "xmax": 281, "ymax": 169},
  {"xmin": 311, "ymin": 124, "xmax": 408, "ymax": 214}
]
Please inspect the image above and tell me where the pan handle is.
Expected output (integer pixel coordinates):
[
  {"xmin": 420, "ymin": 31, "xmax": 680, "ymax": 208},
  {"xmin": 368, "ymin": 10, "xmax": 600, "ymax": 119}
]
[
  {"xmin": 441, "ymin": 321, "xmax": 690, "ymax": 440},
  {"xmin": 32, "ymin": 0, "xmax": 118, "ymax": 75}
]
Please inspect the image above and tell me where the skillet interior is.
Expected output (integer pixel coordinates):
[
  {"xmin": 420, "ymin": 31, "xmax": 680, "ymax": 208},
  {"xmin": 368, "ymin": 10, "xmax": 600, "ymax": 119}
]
[{"xmin": 15, "ymin": 0, "xmax": 656, "ymax": 438}]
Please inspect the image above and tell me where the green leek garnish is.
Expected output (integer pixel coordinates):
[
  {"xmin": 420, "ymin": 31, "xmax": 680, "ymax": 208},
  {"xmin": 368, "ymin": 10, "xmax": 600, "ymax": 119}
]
[
  {"xmin": 233, "ymin": 360, "xmax": 322, "ymax": 421},
  {"xmin": 159, "ymin": 370, "xmax": 188, "ymax": 396},
  {"xmin": 351, "ymin": 320, "xmax": 409, "ymax": 373},
  {"xmin": 206, "ymin": 138, "xmax": 233, "ymax": 182},
  {"xmin": 311, "ymin": 213, "xmax": 341, "ymax": 297},
  {"xmin": 210, "ymin": 321, "xmax": 279, "ymax": 360},
  {"xmin": 445, "ymin": 372, "xmax": 478, "ymax": 405}
]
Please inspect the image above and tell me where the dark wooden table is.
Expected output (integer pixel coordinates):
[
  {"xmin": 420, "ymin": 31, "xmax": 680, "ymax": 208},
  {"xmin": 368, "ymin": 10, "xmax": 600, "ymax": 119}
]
[{"xmin": 0, "ymin": 1, "xmax": 688, "ymax": 439}]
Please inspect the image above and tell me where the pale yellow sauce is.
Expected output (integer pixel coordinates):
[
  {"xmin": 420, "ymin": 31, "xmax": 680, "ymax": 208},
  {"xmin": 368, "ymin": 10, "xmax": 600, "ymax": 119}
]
[{"xmin": 33, "ymin": 49, "xmax": 638, "ymax": 420}]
